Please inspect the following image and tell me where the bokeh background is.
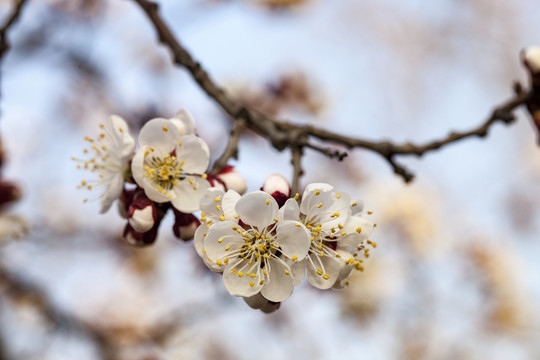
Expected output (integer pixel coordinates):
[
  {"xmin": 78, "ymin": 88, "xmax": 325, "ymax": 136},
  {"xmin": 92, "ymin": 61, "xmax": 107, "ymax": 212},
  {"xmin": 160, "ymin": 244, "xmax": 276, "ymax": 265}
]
[{"xmin": 1, "ymin": 0, "xmax": 540, "ymax": 359}]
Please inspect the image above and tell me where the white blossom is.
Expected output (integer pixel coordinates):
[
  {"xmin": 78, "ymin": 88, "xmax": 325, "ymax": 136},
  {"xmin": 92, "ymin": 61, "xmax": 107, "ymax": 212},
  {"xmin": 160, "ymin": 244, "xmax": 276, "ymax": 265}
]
[
  {"xmin": 523, "ymin": 46, "xmax": 540, "ymax": 73},
  {"xmin": 131, "ymin": 118, "xmax": 210, "ymax": 213},
  {"xmin": 202, "ymin": 191, "xmax": 310, "ymax": 302},
  {"xmin": 280, "ymin": 183, "xmax": 355, "ymax": 289},
  {"xmin": 73, "ymin": 115, "xmax": 136, "ymax": 213}
]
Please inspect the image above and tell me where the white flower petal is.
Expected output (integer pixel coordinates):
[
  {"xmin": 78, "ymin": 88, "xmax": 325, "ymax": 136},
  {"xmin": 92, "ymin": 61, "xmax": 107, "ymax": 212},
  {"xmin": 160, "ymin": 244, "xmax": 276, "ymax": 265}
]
[
  {"xmin": 109, "ymin": 115, "xmax": 136, "ymax": 160},
  {"xmin": 243, "ymin": 292, "xmax": 268, "ymax": 310},
  {"xmin": 275, "ymin": 220, "xmax": 310, "ymax": 259},
  {"xmin": 131, "ymin": 146, "xmax": 146, "ymax": 188},
  {"xmin": 139, "ymin": 118, "xmax": 179, "ymax": 154},
  {"xmin": 261, "ymin": 257, "xmax": 294, "ymax": 302},
  {"xmin": 332, "ymin": 249, "xmax": 354, "ymax": 290},
  {"xmin": 222, "ymin": 190, "xmax": 241, "ymax": 221},
  {"xmin": 306, "ymin": 252, "xmax": 344, "ymax": 290},
  {"xmin": 341, "ymin": 216, "xmax": 374, "ymax": 244},
  {"xmin": 284, "ymin": 258, "xmax": 306, "ymax": 286},
  {"xmin": 171, "ymin": 177, "xmax": 210, "ymax": 213},
  {"xmin": 223, "ymin": 261, "xmax": 263, "ymax": 298},
  {"xmin": 300, "ymin": 183, "xmax": 334, "ymax": 216},
  {"xmin": 199, "ymin": 188, "xmax": 226, "ymax": 219},
  {"xmin": 280, "ymin": 198, "xmax": 300, "ymax": 221},
  {"xmin": 235, "ymin": 191, "xmax": 278, "ymax": 230},
  {"xmin": 194, "ymin": 226, "xmax": 223, "ymax": 273},
  {"xmin": 203, "ymin": 221, "xmax": 244, "ymax": 262},
  {"xmin": 99, "ymin": 173, "xmax": 123, "ymax": 214},
  {"xmin": 176, "ymin": 135, "xmax": 210, "ymax": 174}
]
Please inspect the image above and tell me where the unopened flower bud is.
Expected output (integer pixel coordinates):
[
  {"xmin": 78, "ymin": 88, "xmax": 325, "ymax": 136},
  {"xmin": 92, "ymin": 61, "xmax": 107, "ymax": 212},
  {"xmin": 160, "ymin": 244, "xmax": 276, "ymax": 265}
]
[
  {"xmin": 522, "ymin": 46, "xmax": 540, "ymax": 88},
  {"xmin": 261, "ymin": 173, "xmax": 290, "ymax": 207},
  {"xmin": 128, "ymin": 192, "xmax": 157, "ymax": 233},
  {"xmin": 216, "ymin": 166, "xmax": 247, "ymax": 194},
  {"xmin": 123, "ymin": 223, "xmax": 158, "ymax": 247},
  {"xmin": 243, "ymin": 293, "xmax": 281, "ymax": 313},
  {"xmin": 170, "ymin": 109, "xmax": 195, "ymax": 136},
  {"xmin": 172, "ymin": 209, "xmax": 200, "ymax": 241},
  {"xmin": 117, "ymin": 188, "xmax": 135, "ymax": 219},
  {"xmin": 0, "ymin": 181, "xmax": 21, "ymax": 209}
]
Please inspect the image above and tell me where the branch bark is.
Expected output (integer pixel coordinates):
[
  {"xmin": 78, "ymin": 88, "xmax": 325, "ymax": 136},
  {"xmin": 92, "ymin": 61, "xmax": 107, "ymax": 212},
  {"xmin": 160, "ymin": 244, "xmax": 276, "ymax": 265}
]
[
  {"xmin": 131, "ymin": 0, "xmax": 532, "ymax": 183},
  {"xmin": 0, "ymin": 0, "xmax": 28, "ymax": 63}
]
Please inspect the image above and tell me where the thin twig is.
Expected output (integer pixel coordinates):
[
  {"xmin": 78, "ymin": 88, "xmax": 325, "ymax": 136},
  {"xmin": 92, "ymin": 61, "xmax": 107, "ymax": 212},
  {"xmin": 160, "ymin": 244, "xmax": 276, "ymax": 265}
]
[
  {"xmin": 210, "ymin": 117, "xmax": 246, "ymax": 174},
  {"xmin": 132, "ymin": 0, "xmax": 532, "ymax": 183},
  {"xmin": 0, "ymin": 0, "xmax": 29, "ymax": 62},
  {"xmin": 290, "ymin": 145, "xmax": 303, "ymax": 196}
]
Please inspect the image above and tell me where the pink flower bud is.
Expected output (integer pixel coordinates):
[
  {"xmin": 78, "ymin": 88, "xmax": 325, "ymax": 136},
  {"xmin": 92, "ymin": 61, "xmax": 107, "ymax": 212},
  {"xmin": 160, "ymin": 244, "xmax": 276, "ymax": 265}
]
[
  {"xmin": 128, "ymin": 192, "xmax": 157, "ymax": 233},
  {"xmin": 216, "ymin": 167, "xmax": 247, "ymax": 195},
  {"xmin": 172, "ymin": 209, "xmax": 200, "ymax": 241},
  {"xmin": 522, "ymin": 47, "xmax": 540, "ymax": 88},
  {"xmin": 122, "ymin": 223, "xmax": 158, "ymax": 247},
  {"xmin": 261, "ymin": 173, "xmax": 290, "ymax": 207}
]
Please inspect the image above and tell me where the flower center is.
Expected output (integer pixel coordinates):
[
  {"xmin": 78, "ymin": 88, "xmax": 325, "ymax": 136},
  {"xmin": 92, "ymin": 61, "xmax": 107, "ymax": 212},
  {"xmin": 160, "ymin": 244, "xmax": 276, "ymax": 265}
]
[{"xmin": 143, "ymin": 154, "xmax": 184, "ymax": 191}]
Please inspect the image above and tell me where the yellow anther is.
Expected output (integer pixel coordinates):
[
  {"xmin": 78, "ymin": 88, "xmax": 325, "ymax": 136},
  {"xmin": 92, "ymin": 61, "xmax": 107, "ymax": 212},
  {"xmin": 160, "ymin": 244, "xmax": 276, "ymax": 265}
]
[
  {"xmin": 219, "ymin": 215, "xmax": 225, "ymax": 221},
  {"xmin": 341, "ymin": 232, "xmax": 347, "ymax": 236},
  {"xmin": 250, "ymin": 273, "xmax": 256, "ymax": 278},
  {"xmin": 225, "ymin": 245, "xmax": 231, "ymax": 251},
  {"xmin": 330, "ymin": 212, "xmax": 340, "ymax": 218},
  {"xmin": 292, "ymin": 255, "xmax": 298, "ymax": 261},
  {"xmin": 249, "ymin": 282, "xmax": 255, "ymax": 287},
  {"xmin": 352, "ymin": 202, "xmax": 357, "ymax": 207},
  {"xmin": 336, "ymin": 254, "xmax": 342, "ymax": 258},
  {"xmin": 266, "ymin": 198, "xmax": 270, "ymax": 205},
  {"xmin": 214, "ymin": 196, "xmax": 221, "ymax": 202},
  {"xmin": 367, "ymin": 211, "xmax": 373, "ymax": 215},
  {"xmin": 338, "ymin": 224, "xmax": 343, "ymax": 229},
  {"xmin": 316, "ymin": 269, "xmax": 323, "ymax": 276},
  {"xmin": 274, "ymin": 218, "xmax": 278, "ymax": 222},
  {"xmin": 284, "ymin": 269, "xmax": 290, "ymax": 275},
  {"xmin": 234, "ymin": 214, "xmax": 240, "ymax": 219},
  {"xmin": 318, "ymin": 243, "xmax": 323, "ymax": 250},
  {"xmin": 241, "ymin": 231, "xmax": 247, "ymax": 237},
  {"xmin": 374, "ymin": 223, "xmax": 377, "ymax": 227},
  {"xmin": 356, "ymin": 227, "xmax": 362, "ymax": 233},
  {"xmin": 316, "ymin": 202, "xmax": 323, "ymax": 208},
  {"xmin": 323, "ymin": 274, "xmax": 330, "ymax": 280},
  {"xmin": 163, "ymin": 126, "xmax": 168, "ymax": 132},
  {"xmin": 201, "ymin": 217, "xmax": 207, "ymax": 222},
  {"xmin": 216, "ymin": 260, "xmax": 222, "ymax": 266},
  {"xmin": 259, "ymin": 280, "xmax": 264, "ymax": 285},
  {"xmin": 218, "ymin": 238, "xmax": 224, "ymax": 243},
  {"xmin": 314, "ymin": 190, "xmax": 320, "ymax": 195},
  {"xmin": 320, "ymin": 251, "xmax": 324, "ymax": 257},
  {"xmin": 224, "ymin": 258, "xmax": 229, "ymax": 264},
  {"xmin": 263, "ymin": 269, "xmax": 268, "ymax": 276},
  {"xmin": 231, "ymin": 268, "xmax": 236, "ymax": 274},
  {"xmin": 216, "ymin": 204, "xmax": 221, "ymax": 211},
  {"xmin": 150, "ymin": 147, "xmax": 154, "ymax": 152},
  {"xmin": 294, "ymin": 193, "xmax": 299, "ymax": 200},
  {"xmin": 202, "ymin": 173, "xmax": 207, "ymax": 179},
  {"xmin": 189, "ymin": 178, "xmax": 194, "ymax": 185},
  {"xmin": 295, "ymin": 224, "xmax": 301, "ymax": 227},
  {"xmin": 336, "ymin": 193, "xmax": 341, "ymax": 199},
  {"xmin": 81, "ymin": 180, "xmax": 87, "ymax": 186},
  {"xmin": 238, "ymin": 272, "xmax": 244, "ymax": 277},
  {"xmin": 87, "ymin": 185, "xmax": 92, "ymax": 190},
  {"xmin": 232, "ymin": 226, "xmax": 238, "ymax": 230},
  {"xmin": 203, "ymin": 249, "xmax": 206, "ymax": 254}
]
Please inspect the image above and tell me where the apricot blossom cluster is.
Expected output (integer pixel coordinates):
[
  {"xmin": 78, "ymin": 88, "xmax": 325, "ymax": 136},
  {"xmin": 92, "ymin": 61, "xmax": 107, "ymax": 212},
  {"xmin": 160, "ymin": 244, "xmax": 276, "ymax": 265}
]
[{"xmin": 75, "ymin": 111, "xmax": 376, "ymax": 312}]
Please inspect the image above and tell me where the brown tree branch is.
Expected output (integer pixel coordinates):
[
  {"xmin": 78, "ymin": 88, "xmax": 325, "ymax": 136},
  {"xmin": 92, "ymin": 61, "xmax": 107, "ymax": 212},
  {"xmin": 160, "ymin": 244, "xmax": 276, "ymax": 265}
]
[
  {"xmin": 210, "ymin": 116, "xmax": 246, "ymax": 174},
  {"xmin": 0, "ymin": 0, "xmax": 28, "ymax": 62},
  {"xmin": 290, "ymin": 145, "xmax": 303, "ymax": 196},
  {"xmin": 131, "ymin": 0, "xmax": 532, "ymax": 183}
]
